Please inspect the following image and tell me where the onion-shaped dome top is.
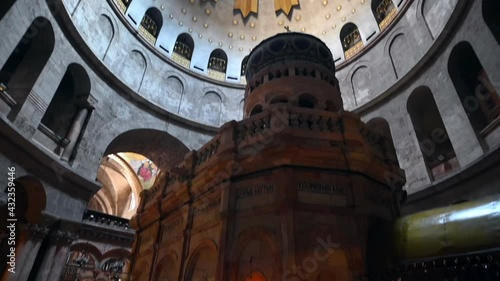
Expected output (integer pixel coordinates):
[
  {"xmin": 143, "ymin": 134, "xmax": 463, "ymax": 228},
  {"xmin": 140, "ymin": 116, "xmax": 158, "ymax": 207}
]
[{"xmin": 245, "ymin": 32, "xmax": 335, "ymax": 81}]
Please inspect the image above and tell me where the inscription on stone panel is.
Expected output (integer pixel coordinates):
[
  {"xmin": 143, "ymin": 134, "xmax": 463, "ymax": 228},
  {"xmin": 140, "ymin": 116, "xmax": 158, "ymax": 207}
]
[
  {"xmin": 194, "ymin": 198, "xmax": 221, "ymax": 216},
  {"xmin": 297, "ymin": 181, "xmax": 346, "ymax": 195},
  {"xmin": 236, "ymin": 183, "xmax": 275, "ymax": 200},
  {"xmin": 164, "ymin": 217, "xmax": 183, "ymax": 233},
  {"xmin": 365, "ymin": 193, "xmax": 391, "ymax": 209}
]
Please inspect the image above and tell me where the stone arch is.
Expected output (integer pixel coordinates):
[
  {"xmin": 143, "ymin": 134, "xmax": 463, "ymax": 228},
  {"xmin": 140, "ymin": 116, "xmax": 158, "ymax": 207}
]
[
  {"xmin": 420, "ymin": 0, "xmax": 458, "ymax": 40},
  {"xmin": 244, "ymin": 271, "xmax": 267, "ymax": 281},
  {"xmin": 0, "ymin": 0, "xmax": 15, "ymax": 21},
  {"xmin": 102, "ymin": 129, "xmax": 190, "ymax": 171},
  {"xmin": 208, "ymin": 49, "xmax": 228, "ymax": 74},
  {"xmin": 366, "ymin": 117, "xmax": 399, "ymax": 165},
  {"xmin": 154, "ymin": 253, "xmax": 178, "ymax": 281},
  {"xmin": 199, "ymin": 91, "xmax": 223, "ymax": 126},
  {"xmin": 101, "ymin": 248, "xmax": 132, "ymax": 274},
  {"xmin": 371, "ymin": 0, "xmax": 396, "ymax": 26},
  {"xmin": 294, "ymin": 226, "xmax": 350, "ymax": 281},
  {"xmin": 269, "ymin": 95, "xmax": 288, "ymax": 105},
  {"xmin": 41, "ymin": 63, "xmax": 91, "ymax": 149},
  {"xmin": 340, "ymin": 22, "xmax": 363, "ymax": 59},
  {"xmin": 483, "ymin": 0, "xmax": 500, "ymax": 46},
  {"xmin": 141, "ymin": 7, "xmax": 163, "ymax": 39},
  {"xmin": 93, "ymin": 165, "xmax": 120, "ymax": 215},
  {"xmin": 98, "ymin": 14, "xmax": 115, "ymax": 60},
  {"xmin": 388, "ymin": 33, "xmax": 412, "ymax": 79},
  {"xmin": 298, "ymin": 93, "xmax": 318, "ymax": 108},
  {"xmin": 8, "ymin": 176, "xmax": 47, "ymax": 224},
  {"xmin": 239, "ymin": 98, "xmax": 245, "ymax": 120},
  {"xmin": 122, "ymin": 49, "xmax": 147, "ymax": 91},
  {"xmin": 1, "ymin": 17, "xmax": 55, "ymax": 117},
  {"xmin": 184, "ymin": 238, "xmax": 218, "ymax": 281},
  {"xmin": 448, "ymin": 41, "xmax": 499, "ymax": 150},
  {"xmin": 131, "ymin": 261, "xmax": 149, "ymax": 281},
  {"xmin": 61, "ymin": 244, "xmax": 100, "ymax": 280},
  {"xmin": 407, "ymin": 86, "xmax": 460, "ymax": 181},
  {"xmin": 249, "ymin": 104, "xmax": 263, "ymax": 117},
  {"xmin": 418, "ymin": 0, "xmax": 434, "ymax": 40},
  {"xmin": 165, "ymin": 75, "xmax": 184, "ymax": 113},
  {"xmin": 350, "ymin": 65, "xmax": 371, "ymax": 106},
  {"xmin": 174, "ymin": 33, "xmax": 195, "ymax": 61},
  {"xmin": 241, "ymin": 55, "xmax": 249, "ymax": 77},
  {"xmin": 236, "ymin": 239, "xmax": 275, "ymax": 281},
  {"xmin": 229, "ymin": 227, "xmax": 281, "ymax": 281},
  {"xmin": 69, "ymin": 242, "xmax": 103, "ymax": 261},
  {"xmin": 90, "ymin": 153, "xmax": 144, "ymax": 218},
  {"xmin": 308, "ymin": 250, "xmax": 350, "ymax": 281}
]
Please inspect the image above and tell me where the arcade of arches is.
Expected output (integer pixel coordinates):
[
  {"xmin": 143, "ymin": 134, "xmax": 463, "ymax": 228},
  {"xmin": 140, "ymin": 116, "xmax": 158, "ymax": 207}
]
[{"xmin": 1, "ymin": 0, "xmax": 500, "ymax": 281}]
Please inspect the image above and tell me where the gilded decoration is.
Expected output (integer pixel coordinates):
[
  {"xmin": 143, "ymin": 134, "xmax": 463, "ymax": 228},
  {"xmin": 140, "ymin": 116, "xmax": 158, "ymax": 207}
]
[{"xmin": 234, "ymin": 0, "xmax": 258, "ymax": 19}]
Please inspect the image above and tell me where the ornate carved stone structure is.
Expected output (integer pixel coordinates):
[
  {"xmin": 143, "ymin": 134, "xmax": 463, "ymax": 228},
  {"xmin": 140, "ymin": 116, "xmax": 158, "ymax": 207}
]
[{"xmin": 129, "ymin": 33, "xmax": 406, "ymax": 281}]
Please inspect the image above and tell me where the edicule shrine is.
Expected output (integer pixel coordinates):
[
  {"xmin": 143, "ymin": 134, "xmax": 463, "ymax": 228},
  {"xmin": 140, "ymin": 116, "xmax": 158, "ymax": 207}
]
[{"xmin": 129, "ymin": 33, "xmax": 406, "ymax": 281}]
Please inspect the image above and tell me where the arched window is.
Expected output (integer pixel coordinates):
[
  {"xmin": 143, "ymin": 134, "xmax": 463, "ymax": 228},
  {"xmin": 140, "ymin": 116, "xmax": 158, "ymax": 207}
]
[
  {"xmin": 40, "ymin": 64, "xmax": 92, "ymax": 162},
  {"xmin": 340, "ymin": 23, "xmax": 363, "ymax": 60},
  {"xmin": 207, "ymin": 49, "xmax": 228, "ymax": 81},
  {"xmin": 173, "ymin": 33, "xmax": 194, "ymax": 67},
  {"xmin": 298, "ymin": 93, "xmax": 317, "ymax": 108},
  {"xmin": 116, "ymin": 0, "xmax": 131, "ymax": 13},
  {"xmin": 249, "ymin": 104, "xmax": 263, "ymax": 116},
  {"xmin": 0, "ymin": 0, "xmax": 15, "ymax": 21},
  {"xmin": 448, "ymin": 42, "xmax": 499, "ymax": 149},
  {"xmin": 372, "ymin": 0, "xmax": 396, "ymax": 31},
  {"xmin": 139, "ymin": 8, "xmax": 162, "ymax": 45},
  {"xmin": 269, "ymin": 95, "xmax": 288, "ymax": 105},
  {"xmin": 0, "ymin": 17, "xmax": 54, "ymax": 115},
  {"xmin": 483, "ymin": 0, "xmax": 500, "ymax": 46},
  {"xmin": 407, "ymin": 86, "xmax": 460, "ymax": 180},
  {"xmin": 241, "ymin": 56, "xmax": 249, "ymax": 77}
]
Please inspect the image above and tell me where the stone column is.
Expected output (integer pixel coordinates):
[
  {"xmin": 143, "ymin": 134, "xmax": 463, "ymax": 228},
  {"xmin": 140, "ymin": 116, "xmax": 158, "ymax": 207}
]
[
  {"xmin": 0, "ymin": 224, "xmax": 49, "ymax": 281},
  {"xmin": 61, "ymin": 108, "xmax": 88, "ymax": 162},
  {"xmin": 34, "ymin": 230, "xmax": 78, "ymax": 281},
  {"xmin": 14, "ymin": 225, "xmax": 50, "ymax": 281}
]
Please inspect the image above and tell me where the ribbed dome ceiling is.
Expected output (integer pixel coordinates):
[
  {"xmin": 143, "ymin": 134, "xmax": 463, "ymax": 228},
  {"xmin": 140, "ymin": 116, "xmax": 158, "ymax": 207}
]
[{"xmin": 147, "ymin": 0, "xmax": 393, "ymax": 51}]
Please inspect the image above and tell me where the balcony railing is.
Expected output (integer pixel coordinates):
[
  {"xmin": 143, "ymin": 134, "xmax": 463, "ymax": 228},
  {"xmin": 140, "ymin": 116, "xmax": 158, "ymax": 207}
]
[
  {"xmin": 363, "ymin": 248, "xmax": 500, "ymax": 281},
  {"xmin": 83, "ymin": 209, "xmax": 131, "ymax": 230}
]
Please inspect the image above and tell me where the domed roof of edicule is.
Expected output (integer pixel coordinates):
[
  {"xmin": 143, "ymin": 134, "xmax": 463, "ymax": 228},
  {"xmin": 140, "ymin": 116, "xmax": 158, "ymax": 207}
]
[{"xmin": 245, "ymin": 32, "xmax": 335, "ymax": 80}]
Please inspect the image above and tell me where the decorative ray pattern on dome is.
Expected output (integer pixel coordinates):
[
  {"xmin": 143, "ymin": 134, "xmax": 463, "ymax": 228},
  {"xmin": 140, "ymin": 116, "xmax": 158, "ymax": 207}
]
[
  {"xmin": 234, "ymin": 0, "xmax": 258, "ymax": 19},
  {"xmin": 274, "ymin": 0, "xmax": 299, "ymax": 16}
]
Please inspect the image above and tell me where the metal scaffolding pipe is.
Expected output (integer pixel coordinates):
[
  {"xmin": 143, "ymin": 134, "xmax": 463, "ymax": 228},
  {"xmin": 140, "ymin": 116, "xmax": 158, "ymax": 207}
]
[{"xmin": 394, "ymin": 195, "xmax": 500, "ymax": 261}]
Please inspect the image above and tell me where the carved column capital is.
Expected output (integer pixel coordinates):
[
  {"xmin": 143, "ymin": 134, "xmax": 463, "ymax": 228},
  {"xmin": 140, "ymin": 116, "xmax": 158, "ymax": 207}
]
[
  {"xmin": 49, "ymin": 229, "xmax": 79, "ymax": 245},
  {"xmin": 27, "ymin": 224, "xmax": 50, "ymax": 241}
]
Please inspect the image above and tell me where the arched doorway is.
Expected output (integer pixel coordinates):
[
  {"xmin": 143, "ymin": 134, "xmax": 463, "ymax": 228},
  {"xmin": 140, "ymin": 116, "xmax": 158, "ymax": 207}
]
[
  {"xmin": 407, "ymin": 86, "xmax": 460, "ymax": 180},
  {"xmin": 0, "ymin": 0, "xmax": 15, "ymax": 21},
  {"xmin": 0, "ymin": 17, "xmax": 54, "ymax": 117},
  {"xmin": 448, "ymin": 41, "xmax": 499, "ymax": 151},
  {"xmin": 483, "ymin": 0, "xmax": 500, "ymax": 46}
]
